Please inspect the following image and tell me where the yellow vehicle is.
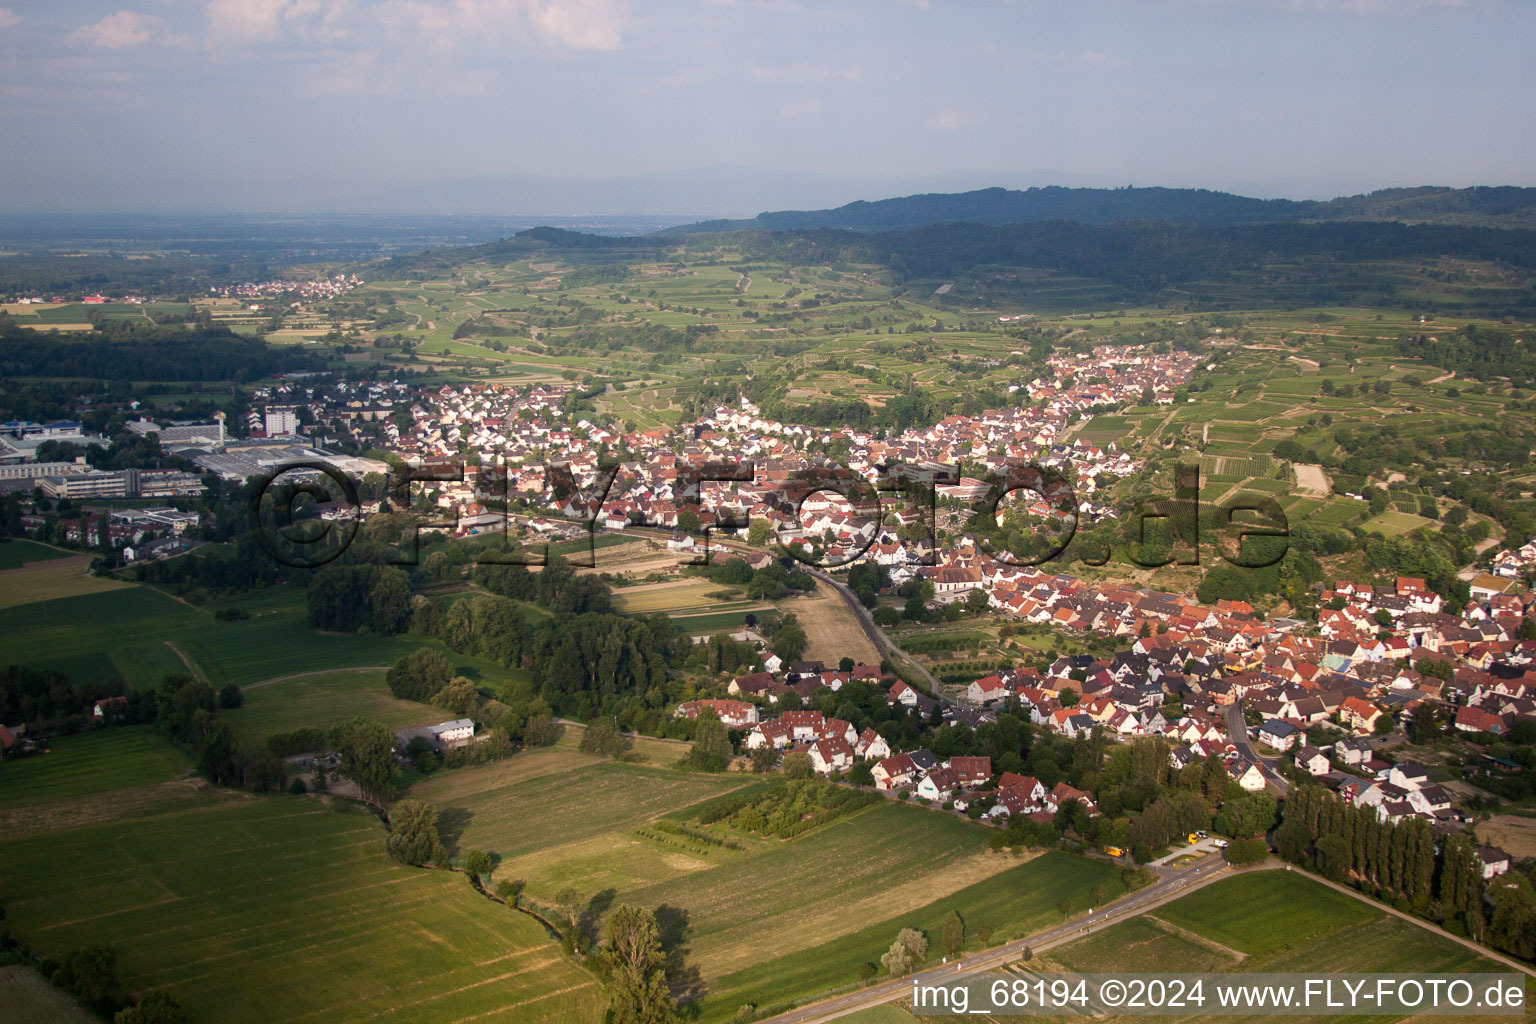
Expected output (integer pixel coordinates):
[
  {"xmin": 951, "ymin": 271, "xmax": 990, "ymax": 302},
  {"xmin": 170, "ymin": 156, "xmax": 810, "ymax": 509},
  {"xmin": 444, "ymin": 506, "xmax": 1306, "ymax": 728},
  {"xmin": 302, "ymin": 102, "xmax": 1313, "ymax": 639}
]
[
  {"xmin": 1103, "ymin": 846, "xmax": 1125, "ymax": 858},
  {"xmin": 1188, "ymin": 833, "xmax": 1200, "ymax": 844}
]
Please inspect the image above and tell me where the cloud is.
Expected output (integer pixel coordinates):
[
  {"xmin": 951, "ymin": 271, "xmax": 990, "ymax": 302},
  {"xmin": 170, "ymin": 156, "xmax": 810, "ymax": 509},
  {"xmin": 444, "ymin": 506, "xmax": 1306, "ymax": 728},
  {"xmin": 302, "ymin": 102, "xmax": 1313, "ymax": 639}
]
[
  {"xmin": 206, "ymin": 0, "xmax": 349, "ymax": 42},
  {"xmin": 381, "ymin": 0, "xmax": 631, "ymax": 51},
  {"xmin": 0, "ymin": 8, "xmax": 19, "ymax": 29},
  {"xmin": 526, "ymin": 0, "xmax": 627, "ymax": 49},
  {"xmin": 73, "ymin": 10, "xmax": 162, "ymax": 49}
]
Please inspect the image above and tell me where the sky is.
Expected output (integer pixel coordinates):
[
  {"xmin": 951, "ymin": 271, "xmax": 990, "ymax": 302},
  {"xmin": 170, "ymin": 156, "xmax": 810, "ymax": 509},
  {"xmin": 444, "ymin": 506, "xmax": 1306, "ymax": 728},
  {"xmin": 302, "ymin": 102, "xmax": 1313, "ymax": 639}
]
[{"xmin": 1, "ymin": 0, "xmax": 1532, "ymax": 216}]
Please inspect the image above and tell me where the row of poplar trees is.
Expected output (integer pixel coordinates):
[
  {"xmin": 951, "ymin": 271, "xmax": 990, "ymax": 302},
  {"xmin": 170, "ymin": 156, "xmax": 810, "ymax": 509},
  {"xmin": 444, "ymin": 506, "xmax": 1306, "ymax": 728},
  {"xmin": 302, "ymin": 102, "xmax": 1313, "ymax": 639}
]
[{"xmin": 1276, "ymin": 785, "xmax": 1487, "ymax": 941}]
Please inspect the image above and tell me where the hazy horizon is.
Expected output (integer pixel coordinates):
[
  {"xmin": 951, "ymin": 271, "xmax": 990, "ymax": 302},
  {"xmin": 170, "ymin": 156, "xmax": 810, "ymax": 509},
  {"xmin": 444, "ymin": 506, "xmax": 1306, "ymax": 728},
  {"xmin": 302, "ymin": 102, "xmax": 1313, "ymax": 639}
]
[{"xmin": 2, "ymin": 0, "xmax": 1533, "ymax": 216}]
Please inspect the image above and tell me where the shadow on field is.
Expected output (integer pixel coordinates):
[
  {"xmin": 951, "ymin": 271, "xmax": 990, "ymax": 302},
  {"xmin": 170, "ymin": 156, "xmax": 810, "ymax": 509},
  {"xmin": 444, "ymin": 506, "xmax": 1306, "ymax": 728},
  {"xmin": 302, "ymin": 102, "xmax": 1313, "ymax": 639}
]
[
  {"xmin": 657, "ymin": 904, "xmax": 703, "ymax": 1000},
  {"xmin": 436, "ymin": 805, "xmax": 474, "ymax": 853},
  {"xmin": 578, "ymin": 888, "xmax": 618, "ymax": 940}
]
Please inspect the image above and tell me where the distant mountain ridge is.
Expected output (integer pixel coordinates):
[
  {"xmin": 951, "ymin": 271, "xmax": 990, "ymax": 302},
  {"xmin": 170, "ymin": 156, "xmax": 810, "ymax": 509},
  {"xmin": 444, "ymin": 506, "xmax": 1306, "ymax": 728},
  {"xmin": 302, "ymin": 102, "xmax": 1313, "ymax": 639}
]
[{"xmin": 671, "ymin": 185, "xmax": 1536, "ymax": 233}]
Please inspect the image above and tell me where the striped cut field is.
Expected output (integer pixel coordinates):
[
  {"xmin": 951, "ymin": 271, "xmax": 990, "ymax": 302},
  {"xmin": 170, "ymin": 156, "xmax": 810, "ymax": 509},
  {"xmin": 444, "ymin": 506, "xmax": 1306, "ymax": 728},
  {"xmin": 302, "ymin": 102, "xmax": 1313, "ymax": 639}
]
[
  {"xmin": 0, "ymin": 796, "xmax": 604, "ymax": 1024},
  {"xmin": 410, "ymin": 750, "xmax": 1130, "ymax": 1021},
  {"xmin": 0, "ymin": 727, "xmax": 193, "ymax": 809}
]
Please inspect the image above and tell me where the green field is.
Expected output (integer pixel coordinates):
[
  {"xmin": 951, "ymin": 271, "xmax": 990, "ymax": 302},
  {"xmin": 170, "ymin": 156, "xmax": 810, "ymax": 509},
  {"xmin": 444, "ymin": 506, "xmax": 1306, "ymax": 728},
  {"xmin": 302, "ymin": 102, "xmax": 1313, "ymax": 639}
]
[
  {"xmin": 1126, "ymin": 870, "xmax": 1376, "ymax": 958},
  {"xmin": 0, "ymin": 795, "xmax": 604, "ymax": 1024},
  {"xmin": 0, "ymin": 539, "xmax": 74, "ymax": 569},
  {"xmin": 668, "ymin": 608, "xmax": 772, "ymax": 634},
  {"xmin": 707, "ymin": 852, "xmax": 1132, "ymax": 1020},
  {"xmin": 833, "ymin": 1006, "xmax": 916, "ymax": 1024},
  {"xmin": 0, "ymin": 727, "xmax": 192, "ymax": 809},
  {"xmin": 227, "ymin": 669, "xmax": 442, "ymax": 747},
  {"xmin": 1362, "ymin": 509, "xmax": 1437, "ymax": 538},
  {"xmin": 0, "ymin": 586, "xmax": 473, "ymax": 692},
  {"xmin": 857, "ymin": 870, "xmax": 1519, "ymax": 1024},
  {"xmin": 0, "ymin": 553, "xmax": 134, "ymax": 610},
  {"xmin": 409, "ymin": 749, "xmax": 1132, "ymax": 1021},
  {"xmin": 612, "ymin": 580, "xmax": 738, "ymax": 613}
]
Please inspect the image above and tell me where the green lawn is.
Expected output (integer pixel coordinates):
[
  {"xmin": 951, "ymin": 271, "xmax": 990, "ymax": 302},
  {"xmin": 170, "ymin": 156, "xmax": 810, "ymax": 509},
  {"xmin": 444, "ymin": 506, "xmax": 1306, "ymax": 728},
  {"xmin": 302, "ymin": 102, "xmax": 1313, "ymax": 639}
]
[
  {"xmin": 831, "ymin": 1006, "xmax": 916, "ymax": 1024},
  {"xmin": 1048, "ymin": 914, "xmax": 1236, "ymax": 973},
  {"xmin": 824, "ymin": 871, "xmax": 1516, "ymax": 1024},
  {"xmin": 0, "ymin": 727, "xmax": 192, "ymax": 809},
  {"xmin": 0, "ymin": 796, "xmax": 604, "ymax": 1024},
  {"xmin": 410, "ymin": 756, "xmax": 751, "ymax": 864},
  {"xmin": 1154, "ymin": 870, "xmax": 1375, "ymax": 957}
]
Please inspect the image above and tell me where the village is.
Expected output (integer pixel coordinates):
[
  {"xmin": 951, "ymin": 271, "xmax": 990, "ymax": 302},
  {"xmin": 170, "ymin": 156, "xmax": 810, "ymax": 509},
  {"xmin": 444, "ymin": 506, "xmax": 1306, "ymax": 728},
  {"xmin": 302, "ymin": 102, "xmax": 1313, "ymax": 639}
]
[{"xmin": 7, "ymin": 340, "xmax": 1533, "ymax": 874}]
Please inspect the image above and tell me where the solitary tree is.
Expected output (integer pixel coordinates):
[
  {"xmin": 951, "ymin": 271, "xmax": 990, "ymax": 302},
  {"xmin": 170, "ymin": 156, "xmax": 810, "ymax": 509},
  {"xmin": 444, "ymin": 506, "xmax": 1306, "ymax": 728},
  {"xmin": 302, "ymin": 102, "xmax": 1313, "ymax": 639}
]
[
  {"xmin": 880, "ymin": 928, "xmax": 928, "ymax": 976},
  {"xmin": 432, "ymin": 676, "xmax": 479, "ymax": 718},
  {"xmin": 782, "ymin": 751, "xmax": 814, "ymax": 780},
  {"xmin": 581, "ymin": 717, "xmax": 634, "ymax": 757},
  {"xmin": 330, "ymin": 718, "xmax": 399, "ymax": 803},
  {"xmin": 604, "ymin": 905, "xmax": 678, "ymax": 1024},
  {"xmin": 686, "ymin": 709, "xmax": 733, "ymax": 771},
  {"xmin": 771, "ymin": 615, "xmax": 809, "ymax": 662},
  {"xmin": 57, "ymin": 946, "xmax": 119, "ymax": 1006},
  {"xmin": 749, "ymin": 745, "xmax": 778, "ymax": 773},
  {"xmin": 464, "ymin": 849, "xmax": 493, "ymax": 883},
  {"xmin": 386, "ymin": 799, "xmax": 445, "ymax": 867},
  {"xmin": 386, "ymin": 647, "xmax": 452, "ymax": 701}
]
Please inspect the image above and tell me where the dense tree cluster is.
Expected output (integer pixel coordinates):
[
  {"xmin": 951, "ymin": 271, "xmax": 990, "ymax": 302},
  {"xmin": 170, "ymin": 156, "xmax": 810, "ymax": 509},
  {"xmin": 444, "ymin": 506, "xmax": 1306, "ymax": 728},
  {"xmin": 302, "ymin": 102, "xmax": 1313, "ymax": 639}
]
[
  {"xmin": 0, "ymin": 665, "xmax": 124, "ymax": 731},
  {"xmin": 0, "ymin": 318, "xmax": 324, "ymax": 382},
  {"xmin": 307, "ymin": 564, "xmax": 411, "ymax": 634}
]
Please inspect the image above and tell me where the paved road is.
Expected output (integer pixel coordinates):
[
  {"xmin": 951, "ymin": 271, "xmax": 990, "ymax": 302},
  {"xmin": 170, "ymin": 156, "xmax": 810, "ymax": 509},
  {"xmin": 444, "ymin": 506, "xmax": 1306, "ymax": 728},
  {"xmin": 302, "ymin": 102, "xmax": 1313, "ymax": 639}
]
[
  {"xmin": 1224, "ymin": 698, "xmax": 1289, "ymax": 795},
  {"xmin": 760, "ymin": 856, "xmax": 1245, "ymax": 1024},
  {"xmin": 1150, "ymin": 836, "xmax": 1224, "ymax": 866}
]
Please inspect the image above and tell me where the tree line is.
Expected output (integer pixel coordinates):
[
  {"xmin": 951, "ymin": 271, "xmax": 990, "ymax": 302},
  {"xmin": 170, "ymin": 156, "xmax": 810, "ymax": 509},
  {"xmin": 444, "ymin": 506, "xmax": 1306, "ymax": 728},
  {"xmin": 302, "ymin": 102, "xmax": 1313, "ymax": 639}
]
[{"xmin": 1274, "ymin": 785, "xmax": 1536, "ymax": 956}]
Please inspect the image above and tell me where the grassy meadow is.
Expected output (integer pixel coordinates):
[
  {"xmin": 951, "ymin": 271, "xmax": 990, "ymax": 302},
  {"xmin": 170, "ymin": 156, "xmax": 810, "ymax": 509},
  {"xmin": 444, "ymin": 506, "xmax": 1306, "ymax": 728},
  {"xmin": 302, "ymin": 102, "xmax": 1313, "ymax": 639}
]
[{"xmin": 226, "ymin": 669, "xmax": 442, "ymax": 747}]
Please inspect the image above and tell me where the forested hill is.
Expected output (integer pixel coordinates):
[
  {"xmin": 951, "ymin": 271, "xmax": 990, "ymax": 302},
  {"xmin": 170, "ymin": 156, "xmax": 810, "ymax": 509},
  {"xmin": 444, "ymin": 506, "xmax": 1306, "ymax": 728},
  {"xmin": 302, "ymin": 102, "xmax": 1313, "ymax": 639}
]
[{"xmin": 672, "ymin": 185, "xmax": 1536, "ymax": 233}]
